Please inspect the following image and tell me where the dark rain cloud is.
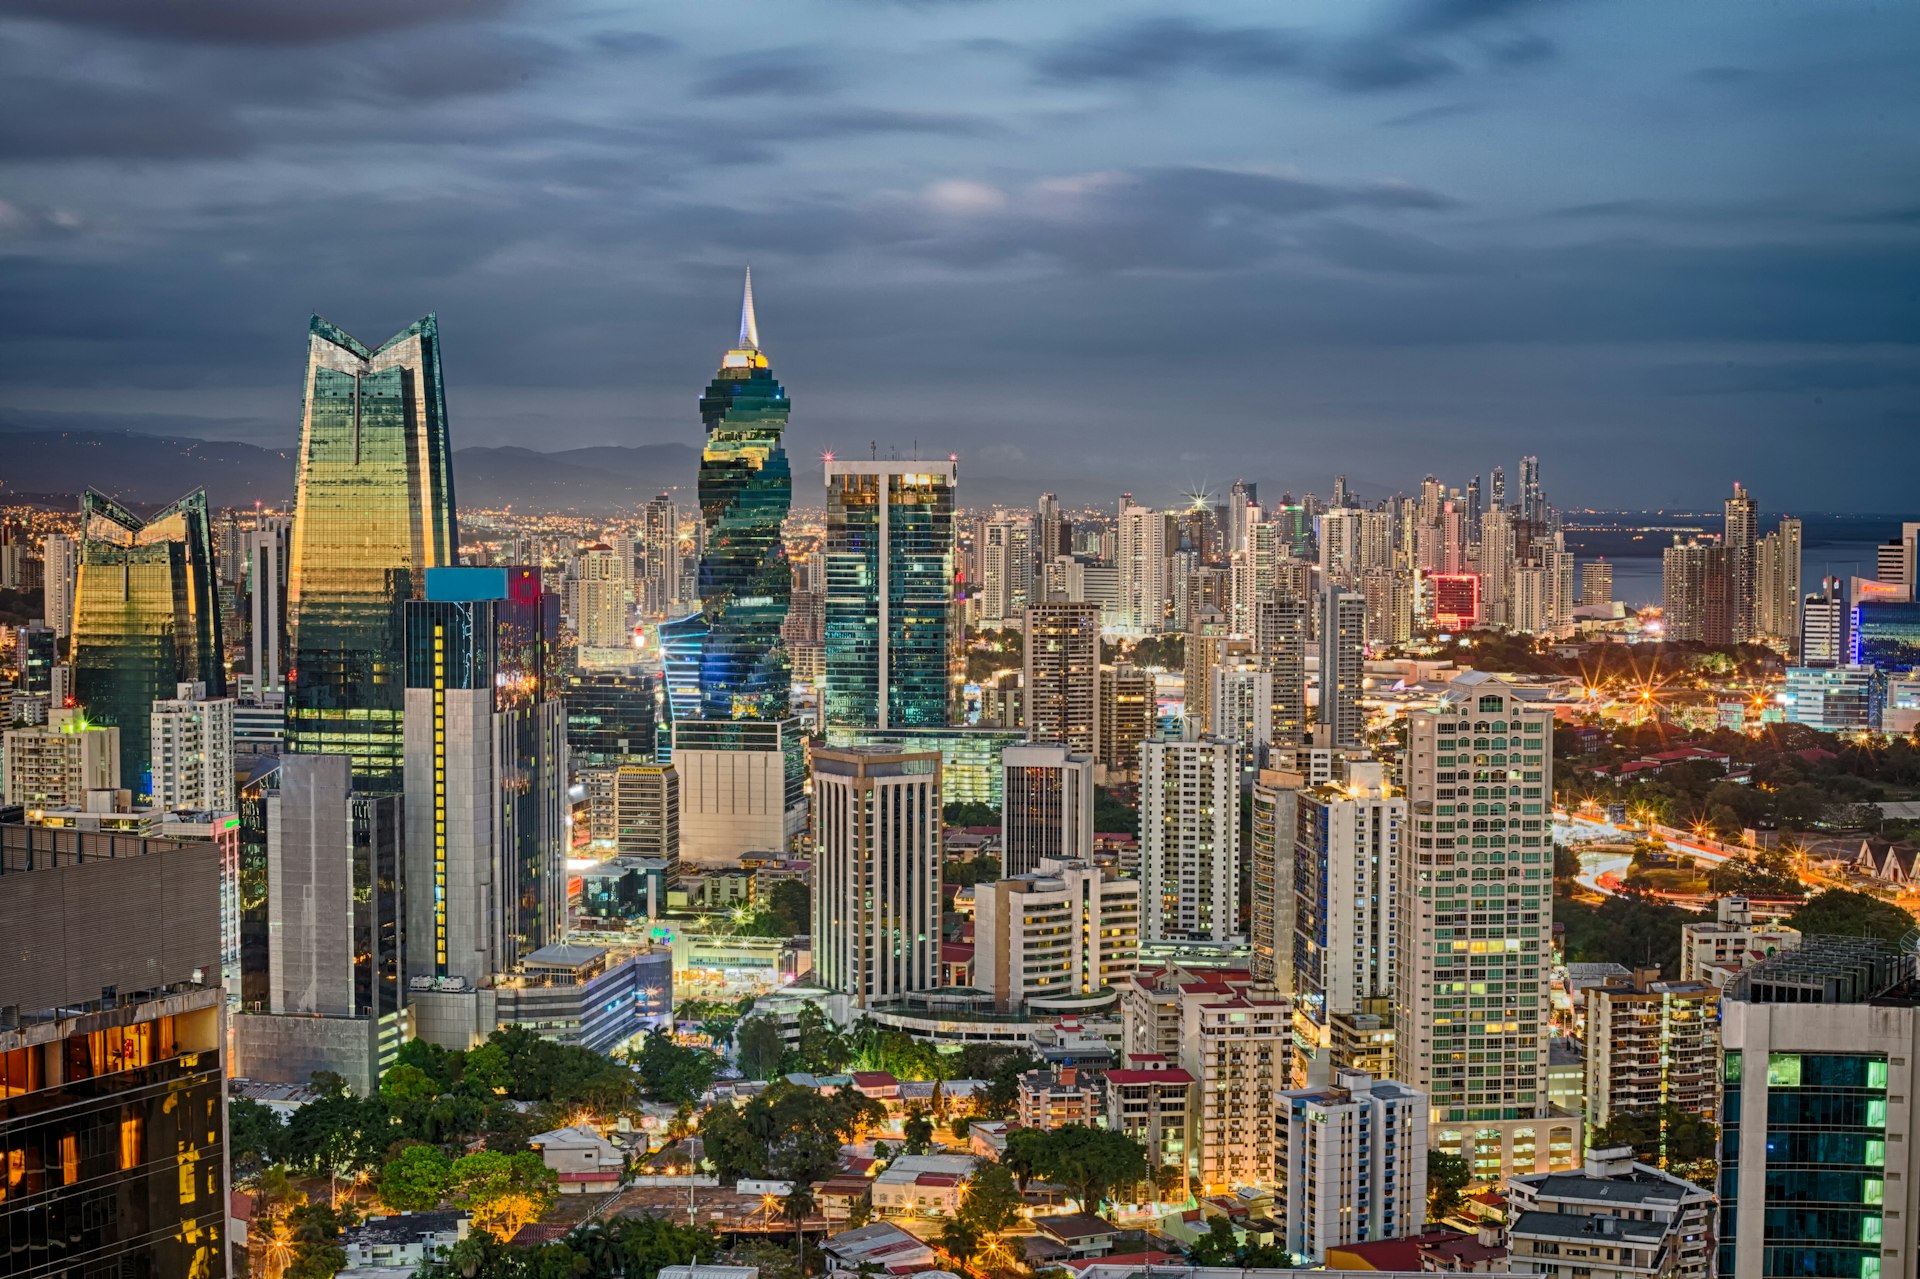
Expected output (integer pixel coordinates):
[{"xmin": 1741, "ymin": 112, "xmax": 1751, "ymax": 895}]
[{"xmin": 1, "ymin": 0, "xmax": 516, "ymax": 45}]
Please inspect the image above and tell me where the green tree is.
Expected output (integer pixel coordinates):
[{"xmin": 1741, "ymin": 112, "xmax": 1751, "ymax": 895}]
[
  {"xmin": 376, "ymin": 1143, "xmax": 452, "ymax": 1212},
  {"xmin": 902, "ymin": 1110, "xmax": 935, "ymax": 1155},
  {"xmin": 1187, "ymin": 1216, "xmax": 1240, "ymax": 1266},
  {"xmin": 1003, "ymin": 1126, "xmax": 1048, "ymax": 1191},
  {"xmin": 391, "ymin": 1037, "xmax": 458, "ymax": 1092},
  {"xmin": 794, "ymin": 1002, "xmax": 849, "ymax": 1074},
  {"xmin": 1554, "ymin": 894, "xmax": 1693, "ymax": 974},
  {"xmin": 616, "ymin": 1215, "xmax": 722, "ymax": 1279},
  {"xmin": 1030, "ymin": 1124, "xmax": 1147, "ymax": 1215},
  {"xmin": 767, "ymin": 878, "xmax": 811, "ymax": 936},
  {"xmin": 957, "ymin": 1162, "xmax": 1023, "ymax": 1237},
  {"xmin": 1707, "ymin": 849, "xmax": 1805, "ymax": 899},
  {"xmin": 1589, "ymin": 1105, "xmax": 1718, "ymax": 1177},
  {"xmin": 226, "ymin": 1097, "xmax": 287, "ymax": 1178},
  {"xmin": 283, "ymin": 1199, "xmax": 349, "ymax": 1279},
  {"xmin": 939, "ymin": 1217, "xmax": 982, "ymax": 1268},
  {"xmin": 1787, "ymin": 888, "xmax": 1915, "ymax": 942},
  {"xmin": 943, "ymin": 801, "xmax": 1000, "ymax": 827},
  {"xmin": 283, "ymin": 1091, "xmax": 390, "ymax": 1198},
  {"xmin": 633, "ymin": 1028, "xmax": 722, "ymax": 1105},
  {"xmin": 1093, "ymin": 788, "xmax": 1138, "ymax": 836},
  {"xmin": 450, "ymin": 1149, "xmax": 559, "ymax": 1240},
  {"xmin": 1428, "ymin": 1149, "xmax": 1472, "ymax": 1222},
  {"xmin": 460, "ymin": 1042, "xmax": 513, "ymax": 1097},
  {"xmin": 738, "ymin": 1014, "xmax": 788, "ymax": 1081}
]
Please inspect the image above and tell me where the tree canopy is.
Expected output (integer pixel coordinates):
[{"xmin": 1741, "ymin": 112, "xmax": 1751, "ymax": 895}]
[{"xmin": 1786, "ymin": 889, "xmax": 1915, "ymax": 943}]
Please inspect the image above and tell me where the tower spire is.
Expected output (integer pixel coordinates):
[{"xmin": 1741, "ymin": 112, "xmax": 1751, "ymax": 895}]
[{"xmin": 738, "ymin": 264, "xmax": 760, "ymax": 351}]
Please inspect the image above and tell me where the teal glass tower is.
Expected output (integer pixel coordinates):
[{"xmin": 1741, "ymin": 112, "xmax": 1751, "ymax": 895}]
[
  {"xmin": 822, "ymin": 459, "xmax": 958, "ymax": 728},
  {"xmin": 70, "ymin": 488, "xmax": 225, "ymax": 798},
  {"xmin": 661, "ymin": 270, "xmax": 793, "ymax": 723},
  {"xmin": 286, "ymin": 313, "xmax": 458, "ymax": 787}
]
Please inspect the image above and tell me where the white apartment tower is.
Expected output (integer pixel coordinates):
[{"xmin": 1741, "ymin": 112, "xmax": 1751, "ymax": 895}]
[
  {"xmin": 973, "ymin": 857, "xmax": 1141, "ymax": 1011},
  {"xmin": 1317, "ymin": 587, "xmax": 1366, "ymax": 750},
  {"xmin": 811, "ymin": 746, "xmax": 943, "ymax": 1006},
  {"xmin": 150, "ymin": 681, "xmax": 237, "ymax": 812},
  {"xmin": 1117, "ymin": 501, "xmax": 1170, "ymax": 634},
  {"xmin": 1140, "ymin": 735, "xmax": 1240, "ymax": 942},
  {"xmin": 1023, "ymin": 601, "xmax": 1100, "ymax": 756},
  {"xmin": 1397, "ymin": 671, "xmax": 1569, "ymax": 1185},
  {"xmin": 1279, "ymin": 1069, "xmax": 1429, "ymax": 1263},
  {"xmin": 41, "ymin": 533, "xmax": 78, "ymax": 639}
]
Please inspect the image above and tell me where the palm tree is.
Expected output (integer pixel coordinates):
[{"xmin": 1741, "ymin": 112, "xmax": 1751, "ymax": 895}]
[
  {"xmin": 568, "ymin": 1220, "xmax": 623, "ymax": 1276},
  {"xmin": 783, "ymin": 1181, "xmax": 818, "ymax": 1276}
]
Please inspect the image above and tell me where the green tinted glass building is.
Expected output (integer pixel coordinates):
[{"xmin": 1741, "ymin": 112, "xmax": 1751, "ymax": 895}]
[
  {"xmin": 823, "ymin": 460, "xmax": 958, "ymax": 729},
  {"xmin": 661, "ymin": 270, "xmax": 792, "ymax": 724},
  {"xmin": 286, "ymin": 313, "xmax": 457, "ymax": 786},
  {"xmin": 70, "ymin": 488, "xmax": 224, "ymax": 798}
]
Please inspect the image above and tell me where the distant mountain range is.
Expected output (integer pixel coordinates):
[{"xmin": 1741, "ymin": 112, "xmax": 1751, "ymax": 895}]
[{"xmin": 0, "ymin": 427, "xmax": 702, "ymax": 513}]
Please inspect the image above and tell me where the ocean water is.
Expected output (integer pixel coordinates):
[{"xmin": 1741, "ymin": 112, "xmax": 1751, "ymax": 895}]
[{"xmin": 1561, "ymin": 514, "xmax": 1893, "ymax": 609}]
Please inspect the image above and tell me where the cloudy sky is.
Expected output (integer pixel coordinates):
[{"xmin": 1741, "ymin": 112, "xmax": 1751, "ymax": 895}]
[{"xmin": 0, "ymin": 0, "xmax": 1914, "ymax": 509}]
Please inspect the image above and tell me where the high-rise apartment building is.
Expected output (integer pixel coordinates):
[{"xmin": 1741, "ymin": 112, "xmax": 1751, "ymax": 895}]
[
  {"xmin": 1140, "ymin": 735, "xmax": 1240, "ymax": 942},
  {"xmin": 150, "ymin": 680, "xmax": 237, "ymax": 812},
  {"xmin": 639, "ymin": 492, "xmax": 681, "ymax": 617},
  {"xmin": 1755, "ymin": 516, "xmax": 1803, "ymax": 653},
  {"xmin": 822, "ymin": 459, "xmax": 958, "ymax": 729},
  {"xmin": 1678, "ymin": 896, "xmax": 1800, "ymax": 985},
  {"xmin": 1024, "ymin": 600, "xmax": 1100, "ymax": 755},
  {"xmin": 0, "ymin": 819, "xmax": 230, "ymax": 1274},
  {"xmin": 978, "ymin": 515, "xmax": 1033, "ymax": 626},
  {"xmin": 1800, "ymin": 576, "xmax": 1851, "ymax": 668},
  {"xmin": 1399, "ymin": 672, "xmax": 1569, "ymax": 1185},
  {"xmin": 973, "ymin": 857, "xmax": 1140, "ymax": 1011},
  {"xmin": 1096, "ymin": 663, "xmax": 1154, "ymax": 783},
  {"xmin": 811, "ymin": 746, "xmax": 942, "ymax": 1006},
  {"xmin": 1662, "ymin": 536, "xmax": 1730, "ymax": 645},
  {"xmin": 1723, "ymin": 482, "xmax": 1759, "ymax": 643},
  {"xmin": 1250, "ymin": 766, "xmax": 1303, "ymax": 991},
  {"xmin": 1717, "ymin": 938, "xmax": 1920, "ymax": 1279},
  {"xmin": 1294, "ymin": 762, "xmax": 1405, "ymax": 1076},
  {"xmin": 287, "ymin": 313, "xmax": 457, "ymax": 785},
  {"xmin": 611, "ymin": 763, "xmax": 679, "ymax": 869},
  {"xmin": 1318, "ymin": 587, "xmax": 1366, "ymax": 750},
  {"xmin": 1000, "ymin": 743, "xmax": 1095, "ymax": 876},
  {"xmin": 403, "ymin": 567, "xmax": 564, "ymax": 987},
  {"xmin": 575, "ymin": 542, "xmax": 632, "ymax": 659},
  {"xmin": 1279, "ymin": 1069, "xmax": 1428, "ymax": 1263},
  {"xmin": 1580, "ymin": 558, "xmax": 1613, "ymax": 607},
  {"xmin": 40, "ymin": 532, "xmax": 77, "ymax": 638},
  {"xmin": 1519, "ymin": 455, "xmax": 1542, "ymax": 523},
  {"xmin": 1117, "ymin": 500, "xmax": 1170, "ymax": 634},
  {"xmin": 1180, "ymin": 979, "xmax": 1291, "ymax": 1191},
  {"xmin": 2, "ymin": 707, "xmax": 119, "ymax": 809},
  {"xmin": 70, "ymin": 488, "xmax": 225, "ymax": 798},
  {"xmin": 1582, "ymin": 969, "xmax": 1718, "ymax": 1133},
  {"xmin": 1253, "ymin": 596, "xmax": 1308, "ymax": 770}
]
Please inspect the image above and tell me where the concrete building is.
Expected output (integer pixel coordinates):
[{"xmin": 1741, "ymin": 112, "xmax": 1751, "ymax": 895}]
[
  {"xmin": 4, "ymin": 708, "xmax": 121, "ymax": 810},
  {"xmin": 1105, "ymin": 1054, "xmax": 1193, "ymax": 1202},
  {"xmin": 973, "ymin": 857, "xmax": 1140, "ymax": 1012},
  {"xmin": 149, "ymin": 680, "xmax": 236, "ymax": 812},
  {"xmin": 1180, "ymin": 980, "xmax": 1291, "ymax": 1192},
  {"xmin": 1717, "ymin": 937, "xmax": 1920, "ymax": 1279},
  {"xmin": 673, "ymin": 717, "xmax": 807, "ymax": 865},
  {"xmin": 1096, "ymin": 663, "xmax": 1154, "ymax": 783},
  {"xmin": 244, "ymin": 515, "xmax": 291, "ymax": 698},
  {"xmin": 1781, "ymin": 663, "xmax": 1882, "ymax": 731},
  {"xmin": 1249, "ymin": 767, "xmax": 1304, "ymax": 991},
  {"xmin": 1117, "ymin": 500, "xmax": 1171, "ymax": 634},
  {"xmin": 1293, "ymin": 761, "xmax": 1405, "ymax": 1079},
  {"xmin": 1506, "ymin": 1146, "xmax": 1712, "ymax": 1279},
  {"xmin": 575, "ymin": 541, "xmax": 633, "ymax": 662},
  {"xmin": 1582, "ymin": 969, "xmax": 1718, "ymax": 1132},
  {"xmin": 41, "ymin": 532, "xmax": 78, "ymax": 638},
  {"xmin": 1253, "ymin": 596, "xmax": 1308, "ymax": 770},
  {"xmin": 1677, "ymin": 896, "xmax": 1800, "ymax": 985},
  {"xmin": 1024, "ymin": 601, "xmax": 1101, "ymax": 756},
  {"xmin": 1318, "ymin": 588, "xmax": 1366, "ymax": 750},
  {"xmin": 1016, "ymin": 1066, "xmax": 1102, "ymax": 1129},
  {"xmin": 1278, "ymin": 1069, "xmax": 1428, "ymax": 1263},
  {"xmin": 612, "ymin": 763, "xmax": 680, "ymax": 869},
  {"xmin": 811, "ymin": 746, "xmax": 942, "ymax": 1006},
  {"xmin": 1140, "ymin": 736, "xmax": 1240, "ymax": 943},
  {"xmin": 0, "ymin": 818, "xmax": 230, "ymax": 1277},
  {"xmin": 1799, "ymin": 577, "xmax": 1850, "ymax": 668},
  {"xmin": 1000, "ymin": 743, "xmax": 1095, "ymax": 875},
  {"xmin": 1398, "ymin": 671, "xmax": 1570, "ymax": 1186}
]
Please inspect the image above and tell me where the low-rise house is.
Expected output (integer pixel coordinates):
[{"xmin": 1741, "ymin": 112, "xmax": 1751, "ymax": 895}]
[
  {"xmin": 1856, "ymin": 839, "xmax": 1920, "ymax": 885},
  {"xmin": 340, "ymin": 1212, "xmax": 469, "ymax": 1271},
  {"xmin": 968, "ymin": 1118, "xmax": 1016, "ymax": 1159},
  {"xmin": 1034, "ymin": 1213, "xmax": 1122, "ymax": 1259},
  {"xmin": 851, "ymin": 1071, "xmax": 902, "ymax": 1106},
  {"xmin": 1018, "ymin": 1067, "xmax": 1102, "ymax": 1129},
  {"xmin": 817, "ymin": 1174, "xmax": 875, "ymax": 1226},
  {"xmin": 822, "ymin": 1221, "xmax": 936, "ymax": 1272},
  {"xmin": 1324, "ymin": 1224, "xmax": 1508, "ymax": 1272},
  {"xmin": 529, "ymin": 1125, "xmax": 628, "ymax": 1194},
  {"xmin": 872, "ymin": 1153, "xmax": 980, "ymax": 1217},
  {"xmin": 1505, "ymin": 1146, "xmax": 1712, "ymax": 1279}
]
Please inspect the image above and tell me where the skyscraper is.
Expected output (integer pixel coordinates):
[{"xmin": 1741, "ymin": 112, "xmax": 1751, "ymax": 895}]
[
  {"xmin": 639, "ymin": 492, "xmax": 681, "ymax": 617},
  {"xmin": 978, "ymin": 514, "xmax": 1033, "ymax": 626},
  {"xmin": 1000, "ymin": 743, "xmax": 1095, "ymax": 876},
  {"xmin": 1398, "ymin": 672, "xmax": 1567, "ymax": 1184},
  {"xmin": 1317, "ymin": 587, "xmax": 1366, "ymax": 750},
  {"xmin": 244, "ymin": 515, "xmax": 292, "ymax": 701},
  {"xmin": 1023, "ymin": 600, "xmax": 1100, "ymax": 755},
  {"xmin": 287, "ymin": 313, "xmax": 457, "ymax": 786},
  {"xmin": 1253, "ymin": 597, "xmax": 1307, "ymax": 770},
  {"xmin": 1249, "ymin": 766, "xmax": 1302, "ymax": 991},
  {"xmin": 151, "ymin": 681, "xmax": 237, "ymax": 812},
  {"xmin": 1117, "ymin": 499, "xmax": 1170, "ymax": 633},
  {"xmin": 822, "ymin": 458, "xmax": 958, "ymax": 729},
  {"xmin": 575, "ymin": 542, "xmax": 632, "ymax": 661},
  {"xmin": 40, "ymin": 532, "xmax": 77, "ymax": 638},
  {"xmin": 70, "ymin": 488, "xmax": 225, "ymax": 798},
  {"xmin": 1662, "ymin": 536, "xmax": 1730, "ymax": 644},
  {"xmin": 403, "ymin": 566, "xmax": 564, "ymax": 987},
  {"xmin": 1519, "ymin": 455, "xmax": 1542, "ymax": 523},
  {"xmin": 1724, "ymin": 481, "xmax": 1758, "ymax": 643},
  {"xmin": 1755, "ymin": 516, "xmax": 1803, "ymax": 653},
  {"xmin": 1140, "ymin": 735, "xmax": 1240, "ymax": 942},
  {"xmin": 811, "ymin": 746, "xmax": 943, "ymax": 1006},
  {"xmin": 659, "ymin": 270, "xmax": 793, "ymax": 722}
]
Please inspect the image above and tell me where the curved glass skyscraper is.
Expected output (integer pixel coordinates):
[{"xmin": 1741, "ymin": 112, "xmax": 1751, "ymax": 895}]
[
  {"xmin": 662, "ymin": 270, "xmax": 793, "ymax": 723},
  {"xmin": 286, "ymin": 313, "xmax": 457, "ymax": 786}
]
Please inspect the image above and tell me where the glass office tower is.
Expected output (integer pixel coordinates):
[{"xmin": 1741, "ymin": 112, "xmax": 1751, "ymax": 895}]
[
  {"xmin": 287, "ymin": 313, "xmax": 457, "ymax": 786},
  {"xmin": 823, "ymin": 459, "xmax": 958, "ymax": 729},
  {"xmin": 70, "ymin": 488, "xmax": 225, "ymax": 798},
  {"xmin": 659, "ymin": 269, "xmax": 793, "ymax": 725}
]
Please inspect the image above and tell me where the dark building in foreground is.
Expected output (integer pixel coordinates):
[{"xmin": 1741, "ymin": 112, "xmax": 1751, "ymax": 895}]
[{"xmin": 0, "ymin": 821, "xmax": 229, "ymax": 1277}]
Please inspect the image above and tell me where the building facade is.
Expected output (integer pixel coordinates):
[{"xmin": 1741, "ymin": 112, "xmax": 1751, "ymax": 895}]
[
  {"xmin": 1279, "ymin": 1069, "xmax": 1428, "ymax": 1263},
  {"xmin": 150, "ymin": 681, "xmax": 237, "ymax": 812},
  {"xmin": 1000, "ymin": 743, "xmax": 1096, "ymax": 876},
  {"xmin": 287, "ymin": 313, "xmax": 457, "ymax": 786},
  {"xmin": 1582, "ymin": 969, "xmax": 1719, "ymax": 1131},
  {"xmin": 1024, "ymin": 601, "xmax": 1101, "ymax": 756},
  {"xmin": 3, "ymin": 708, "xmax": 119, "ymax": 809},
  {"xmin": 1140, "ymin": 736, "xmax": 1240, "ymax": 942},
  {"xmin": 973, "ymin": 858, "xmax": 1141, "ymax": 1011}
]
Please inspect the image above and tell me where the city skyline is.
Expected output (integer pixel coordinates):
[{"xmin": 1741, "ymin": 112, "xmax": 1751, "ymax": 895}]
[{"xmin": 0, "ymin": 2, "xmax": 1914, "ymax": 508}]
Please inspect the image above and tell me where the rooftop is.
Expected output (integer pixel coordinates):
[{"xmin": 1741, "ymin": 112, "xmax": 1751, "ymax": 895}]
[{"xmin": 1727, "ymin": 935, "xmax": 1917, "ymax": 1006}]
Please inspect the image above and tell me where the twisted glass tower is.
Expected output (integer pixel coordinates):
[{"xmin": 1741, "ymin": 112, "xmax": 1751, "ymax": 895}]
[
  {"xmin": 70, "ymin": 487, "xmax": 225, "ymax": 797},
  {"xmin": 661, "ymin": 270, "xmax": 793, "ymax": 723},
  {"xmin": 286, "ymin": 313, "xmax": 458, "ymax": 786}
]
